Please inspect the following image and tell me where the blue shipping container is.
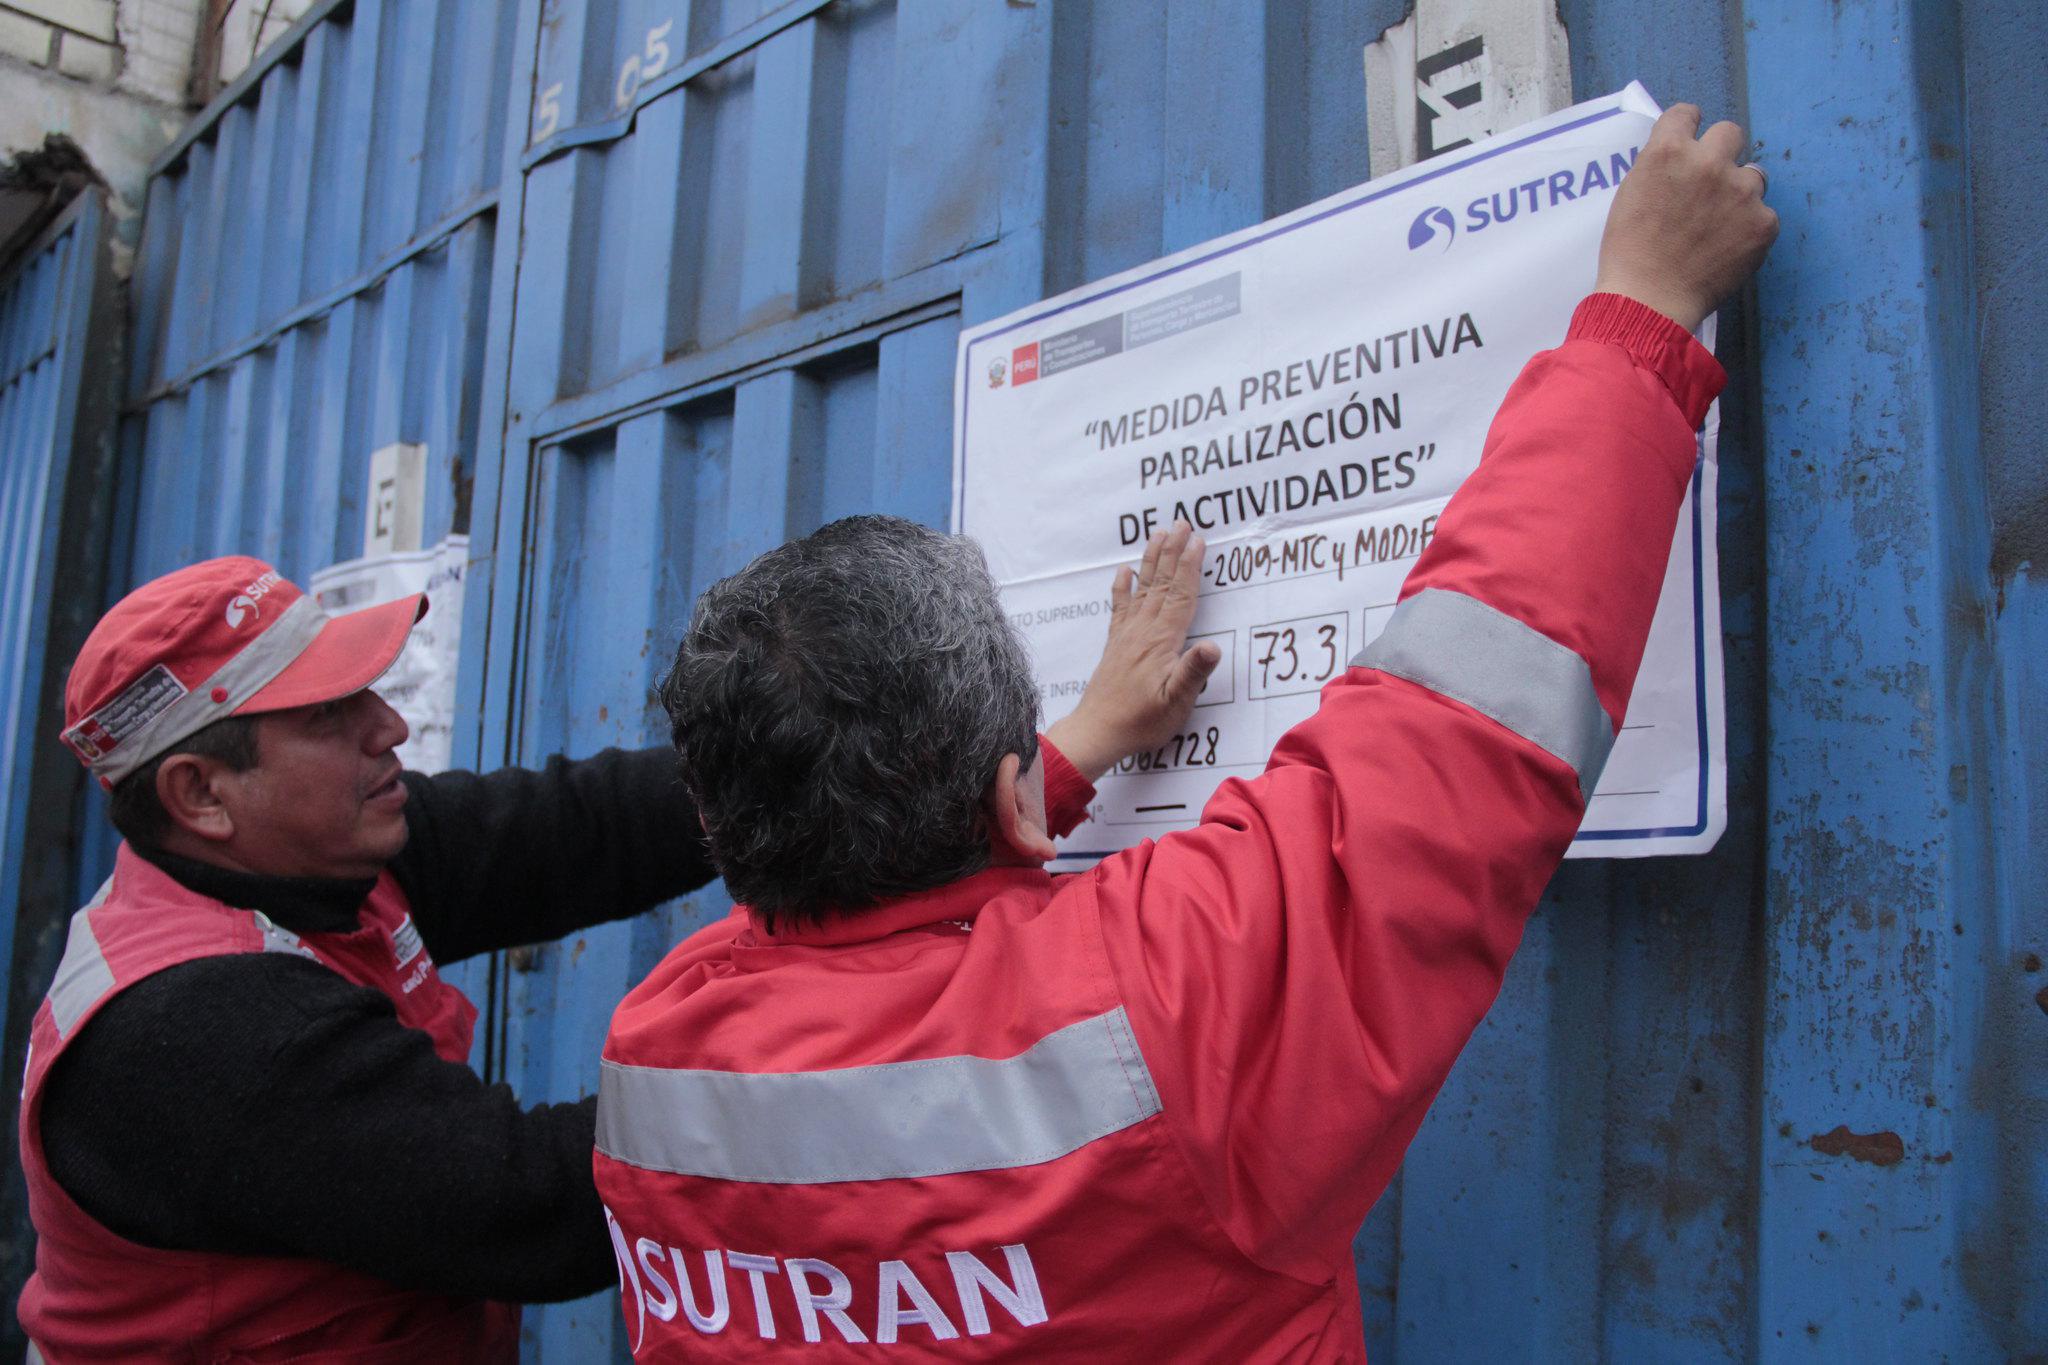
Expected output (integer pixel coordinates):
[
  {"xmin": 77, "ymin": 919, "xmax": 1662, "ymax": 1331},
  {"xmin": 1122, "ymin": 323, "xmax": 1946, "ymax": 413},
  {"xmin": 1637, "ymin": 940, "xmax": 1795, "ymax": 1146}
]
[
  {"xmin": 0, "ymin": 188, "xmax": 122, "ymax": 1323},
  {"xmin": 1, "ymin": 0, "xmax": 2040, "ymax": 1359}
]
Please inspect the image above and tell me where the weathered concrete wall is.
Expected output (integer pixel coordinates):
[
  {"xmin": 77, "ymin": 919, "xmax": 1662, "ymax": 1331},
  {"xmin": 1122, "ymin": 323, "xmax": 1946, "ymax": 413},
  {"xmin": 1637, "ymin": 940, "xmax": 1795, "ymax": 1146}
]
[
  {"xmin": 0, "ymin": 0, "xmax": 203, "ymax": 217},
  {"xmin": 0, "ymin": 0, "xmax": 322, "ymax": 219},
  {"xmin": 211, "ymin": 0, "xmax": 314, "ymax": 89}
]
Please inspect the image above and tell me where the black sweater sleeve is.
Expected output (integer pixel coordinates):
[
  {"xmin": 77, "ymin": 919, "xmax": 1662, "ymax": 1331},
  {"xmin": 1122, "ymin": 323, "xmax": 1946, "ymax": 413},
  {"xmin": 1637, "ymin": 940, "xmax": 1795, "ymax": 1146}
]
[
  {"xmin": 391, "ymin": 745, "xmax": 717, "ymax": 963},
  {"xmin": 39, "ymin": 953, "xmax": 617, "ymax": 1303}
]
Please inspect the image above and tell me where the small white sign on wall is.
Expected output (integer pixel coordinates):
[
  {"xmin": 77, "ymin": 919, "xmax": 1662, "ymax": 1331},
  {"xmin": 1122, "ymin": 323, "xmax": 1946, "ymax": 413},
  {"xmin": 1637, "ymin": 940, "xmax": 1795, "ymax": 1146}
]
[
  {"xmin": 1365, "ymin": 0, "xmax": 1575, "ymax": 178},
  {"xmin": 365, "ymin": 442, "xmax": 428, "ymax": 557},
  {"xmin": 309, "ymin": 536, "xmax": 469, "ymax": 776}
]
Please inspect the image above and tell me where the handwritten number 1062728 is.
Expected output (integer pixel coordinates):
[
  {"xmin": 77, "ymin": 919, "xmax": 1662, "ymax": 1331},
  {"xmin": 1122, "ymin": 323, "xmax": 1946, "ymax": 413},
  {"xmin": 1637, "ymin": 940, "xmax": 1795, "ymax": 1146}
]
[{"xmin": 1115, "ymin": 727, "xmax": 1223, "ymax": 775}]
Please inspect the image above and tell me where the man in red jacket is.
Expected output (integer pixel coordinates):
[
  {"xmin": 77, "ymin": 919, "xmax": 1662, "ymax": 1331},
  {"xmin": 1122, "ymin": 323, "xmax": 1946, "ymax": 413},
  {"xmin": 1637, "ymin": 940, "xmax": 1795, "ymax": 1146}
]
[
  {"xmin": 16, "ymin": 560, "xmax": 713, "ymax": 1363},
  {"xmin": 19, "ymin": 553, "xmax": 1186, "ymax": 1362},
  {"xmin": 19, "ymin": 559, "xmax": 1192, "ymax": 1358},
  {"xmin": 596, "ymin": 104, "xmax": 1776, "ymax": 1359}
]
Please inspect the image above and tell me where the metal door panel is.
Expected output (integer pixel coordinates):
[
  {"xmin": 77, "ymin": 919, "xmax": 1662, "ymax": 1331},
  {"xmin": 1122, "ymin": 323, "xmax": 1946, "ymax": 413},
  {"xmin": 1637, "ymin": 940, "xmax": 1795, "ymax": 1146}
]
[
  {"xmin": 52, "ymin": 0, "xmax": 2048, "ymax": 1358},
  {"xmin": 0, "ymin": 191, "xmax": 120, "ymax": 1354}
]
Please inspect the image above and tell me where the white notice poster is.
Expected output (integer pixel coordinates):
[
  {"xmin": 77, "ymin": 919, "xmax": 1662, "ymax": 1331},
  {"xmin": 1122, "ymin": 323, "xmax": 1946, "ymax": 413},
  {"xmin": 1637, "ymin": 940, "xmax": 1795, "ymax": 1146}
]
[
  {"xmin": 308, "ymin": 536, "xmax": 469, "ymax": 775},
  {"xmin": 954, "ymin": 84, "xmax": 1724, "ymax": 865}
]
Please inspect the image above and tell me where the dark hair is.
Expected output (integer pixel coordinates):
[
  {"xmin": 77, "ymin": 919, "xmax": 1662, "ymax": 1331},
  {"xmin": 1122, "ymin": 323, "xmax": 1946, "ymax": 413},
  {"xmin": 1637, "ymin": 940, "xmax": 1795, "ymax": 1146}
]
[
  {"xmin": 106, "ymin": 715, "xmax": 262, "ymax": 848},
  {"xmin": 661, "ymin": 515, "xmax": 1040, "ymax": 927}
]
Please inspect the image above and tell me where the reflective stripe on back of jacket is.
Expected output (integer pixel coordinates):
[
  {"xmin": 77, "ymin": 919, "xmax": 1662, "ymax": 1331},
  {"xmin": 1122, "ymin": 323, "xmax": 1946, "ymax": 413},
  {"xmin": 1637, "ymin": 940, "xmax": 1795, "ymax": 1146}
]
[{"xmin": 594, "ymin": 296, "xmax": 1724, "ymax": 1360}]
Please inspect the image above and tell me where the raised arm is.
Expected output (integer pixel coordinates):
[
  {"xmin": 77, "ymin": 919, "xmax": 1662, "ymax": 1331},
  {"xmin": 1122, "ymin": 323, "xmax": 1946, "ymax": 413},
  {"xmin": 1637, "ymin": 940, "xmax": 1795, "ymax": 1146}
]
[{"xmin": 1090, "ymin": 104, "xmax": 1776, "ymax": 1280}]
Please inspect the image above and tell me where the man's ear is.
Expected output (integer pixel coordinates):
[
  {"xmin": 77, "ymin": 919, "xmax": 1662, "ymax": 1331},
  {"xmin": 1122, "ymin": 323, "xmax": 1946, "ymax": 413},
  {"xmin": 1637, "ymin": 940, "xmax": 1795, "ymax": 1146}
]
[
  {"xmin": 984, "ymin": 752, "xmax": 1056, "ymax": 865},
  {"xmin": 155, "ymin": 754, "xmax": 238, "ymax": 844}
]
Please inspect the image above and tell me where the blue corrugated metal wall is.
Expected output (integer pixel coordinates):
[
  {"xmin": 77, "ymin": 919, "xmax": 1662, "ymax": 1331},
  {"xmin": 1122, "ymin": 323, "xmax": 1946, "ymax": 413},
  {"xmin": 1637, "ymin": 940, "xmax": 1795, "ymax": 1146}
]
[
  {"xmin": 0, "ymin": 197, "xmax": 101, "ymax": 1048},
  {"xmin": 0, "ymin": 189, "xmax": 121, "ymax": 1354},
  {"xmin": 1746, "ymin": 2, "xmax": 2042, "ymax": 1355},
  {"xmin": 97, "ymin": 0, "xmax": 518, "ymax": 1020},
  {"xmin": 7, "ymin": 0, "xmax": 2036, "ymax": 1359},
  {"xmin": 465, "ymin": 10, "xmax": 994, "ymax": 1348},
  {"xmin": 1965, "ymin": 0, "xmax": 2048, "ymax": 1342},
  {"xmin": 0, "ymin": 194, "xmax": 110, "ymax": 1021}
]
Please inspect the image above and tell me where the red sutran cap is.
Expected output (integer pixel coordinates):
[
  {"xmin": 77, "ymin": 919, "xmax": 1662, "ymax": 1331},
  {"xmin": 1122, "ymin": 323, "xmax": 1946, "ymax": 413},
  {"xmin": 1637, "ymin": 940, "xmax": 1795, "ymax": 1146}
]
[{"xmin": 61, "ymin": 555, "xmax": 426, "ymax": 788}]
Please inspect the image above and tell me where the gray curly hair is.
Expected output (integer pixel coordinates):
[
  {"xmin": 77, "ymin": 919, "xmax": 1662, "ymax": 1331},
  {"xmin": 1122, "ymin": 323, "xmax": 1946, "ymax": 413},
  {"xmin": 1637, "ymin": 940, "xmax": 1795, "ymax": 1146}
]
[{"xmin": 660, "ymin": 515, "xmax": 1040, "ymax": 926}]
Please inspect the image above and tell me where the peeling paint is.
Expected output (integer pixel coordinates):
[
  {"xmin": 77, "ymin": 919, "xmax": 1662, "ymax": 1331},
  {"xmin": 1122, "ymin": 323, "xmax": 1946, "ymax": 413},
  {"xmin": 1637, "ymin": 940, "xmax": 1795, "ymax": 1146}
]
[{"xmin": 1809, "ymin": 1125, "xmax": 1907, "ymax": 1167}]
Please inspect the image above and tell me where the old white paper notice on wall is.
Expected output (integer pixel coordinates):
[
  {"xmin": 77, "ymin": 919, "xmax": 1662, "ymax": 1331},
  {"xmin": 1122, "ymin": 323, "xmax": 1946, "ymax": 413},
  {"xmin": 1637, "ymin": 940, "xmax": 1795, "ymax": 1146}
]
[
  {"xmin": 308, "ymin": 536, "xmax": 469, "ymax": 776},
  {"xmin": 954, "ymin": 84, "xmax": 1725, "ymax": 864}
]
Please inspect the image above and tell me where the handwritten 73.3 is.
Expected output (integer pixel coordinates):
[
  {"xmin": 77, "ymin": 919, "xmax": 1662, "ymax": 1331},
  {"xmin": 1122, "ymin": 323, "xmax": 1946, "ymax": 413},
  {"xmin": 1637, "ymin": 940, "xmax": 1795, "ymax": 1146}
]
[{"xmin": 1248, "ymin": 612, "xmax": 1350, "ymax": 699}]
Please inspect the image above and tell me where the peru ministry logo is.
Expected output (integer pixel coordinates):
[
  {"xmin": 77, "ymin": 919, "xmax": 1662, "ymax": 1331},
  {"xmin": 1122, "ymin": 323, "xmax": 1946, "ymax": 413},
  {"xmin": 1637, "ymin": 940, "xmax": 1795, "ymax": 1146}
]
[{"xmin": 1407, "ymin": 205, "xmax": 1457, "ymax": 252}]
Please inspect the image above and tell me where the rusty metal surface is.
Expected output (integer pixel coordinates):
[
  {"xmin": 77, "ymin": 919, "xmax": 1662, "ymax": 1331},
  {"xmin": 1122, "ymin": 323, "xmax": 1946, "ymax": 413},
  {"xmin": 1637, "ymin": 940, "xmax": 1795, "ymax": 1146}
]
[{"xmin": 10, "ymin": 0, "xmax": 2037, "ymax": 1358}]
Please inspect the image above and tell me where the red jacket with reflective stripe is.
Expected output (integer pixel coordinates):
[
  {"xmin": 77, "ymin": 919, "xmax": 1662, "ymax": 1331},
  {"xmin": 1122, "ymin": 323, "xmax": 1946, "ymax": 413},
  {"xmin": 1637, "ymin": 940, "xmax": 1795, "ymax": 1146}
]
[
  {"xmin": 595, "ymin": 295, "xmax": 1724, "ymax": 1360},
  {"xmin": 17, "ymin": 844, "xmax": 521, "ymax": 1364}
]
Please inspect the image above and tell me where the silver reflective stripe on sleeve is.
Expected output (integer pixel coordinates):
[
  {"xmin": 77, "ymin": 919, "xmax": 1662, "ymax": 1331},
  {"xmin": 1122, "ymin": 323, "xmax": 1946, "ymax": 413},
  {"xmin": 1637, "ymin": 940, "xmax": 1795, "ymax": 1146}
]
[
  {"xmin": 597, "ymin": 1006, "xmax": 1163, "ymax": 1184},
  {"xmin": 1355, "ymin": 587, "xmax": 1615, "ymax": 796},
  {"xmin": 96, "ymin": 595, "xmax": 331, "ymax": 787},
  {"xmin": 47, "ymin": 880, "xmax": 117, "ymax": 1039}
]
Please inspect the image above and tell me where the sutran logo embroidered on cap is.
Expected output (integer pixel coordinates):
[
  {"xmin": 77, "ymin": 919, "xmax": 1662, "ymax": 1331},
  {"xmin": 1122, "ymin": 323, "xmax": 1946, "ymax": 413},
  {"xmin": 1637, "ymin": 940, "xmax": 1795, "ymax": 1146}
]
[
  {"xmin": 225, "ymin": 569, "xmax": 284, "ymax": 629},
  {"xmin": 61, "ymin": 664, "xmax": 188, "ymax": 762}
]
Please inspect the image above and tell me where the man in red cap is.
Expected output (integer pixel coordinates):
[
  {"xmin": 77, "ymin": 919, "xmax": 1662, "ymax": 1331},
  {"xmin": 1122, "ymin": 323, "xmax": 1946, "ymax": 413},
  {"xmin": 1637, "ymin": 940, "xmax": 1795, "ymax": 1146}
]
[
  {"xmin": 15, "ymin": 551, "xmax": 1199, "ymax": 1362},
  {"xmin": 14, "ymin": 554, "xmax": 693, "ymax": 1362}
]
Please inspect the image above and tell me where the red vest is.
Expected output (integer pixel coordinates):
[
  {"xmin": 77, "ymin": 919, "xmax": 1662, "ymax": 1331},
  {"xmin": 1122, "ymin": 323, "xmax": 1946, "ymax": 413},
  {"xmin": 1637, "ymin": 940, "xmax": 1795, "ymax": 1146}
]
[
  {"xmin": 17, "ymin": 844, "xmax": 521, "ymax": 1364},
  {"xmin": 594, "ymin": 870, "xmax": 1364, "ymax": 1361}
]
